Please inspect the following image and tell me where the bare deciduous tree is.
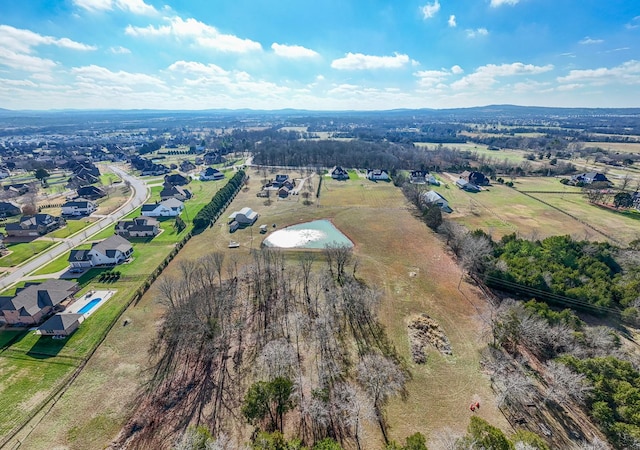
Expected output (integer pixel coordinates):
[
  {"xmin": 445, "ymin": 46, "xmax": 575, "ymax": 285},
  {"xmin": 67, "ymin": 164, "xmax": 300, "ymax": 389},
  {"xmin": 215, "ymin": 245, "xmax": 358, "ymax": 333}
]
[
  {"xmin": 356, "ymin": 353, "xmax": 407, "ymax": 444},
  {"xmin": 544, "ymin": 360, "xmax": 592, "ymax": 407}
]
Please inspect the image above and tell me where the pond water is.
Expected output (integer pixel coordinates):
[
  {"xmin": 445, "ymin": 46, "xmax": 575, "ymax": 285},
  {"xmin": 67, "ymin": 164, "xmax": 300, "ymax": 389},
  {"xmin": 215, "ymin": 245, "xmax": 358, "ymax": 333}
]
[{"xmin": 262, "ymin": 220, "xmax": 353, "ymax": 249}]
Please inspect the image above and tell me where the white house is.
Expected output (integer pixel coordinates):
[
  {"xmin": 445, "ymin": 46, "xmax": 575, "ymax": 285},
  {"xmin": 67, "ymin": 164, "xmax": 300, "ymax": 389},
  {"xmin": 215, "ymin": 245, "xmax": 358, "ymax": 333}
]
[
  {"xmin": 61, "ymin": 199, "xmax": 96, "ymax": 216},
  {"xmin": 366, "ymin": 169, "xmax": 390, "ymax": 181},
  {"xmin": 68, "ymin": 235, "xmax": 133, "ymax": 269},
  {"xmin": 200, "ymin": 167, "xmax": 225, "ymax": 181},
  {"xmin": 141, "ymin": 198, "xmax": 184, "ymax": 217},
  {"xmin": 422, "ymin": 191, "xmax": 452, "ymax": 213}
]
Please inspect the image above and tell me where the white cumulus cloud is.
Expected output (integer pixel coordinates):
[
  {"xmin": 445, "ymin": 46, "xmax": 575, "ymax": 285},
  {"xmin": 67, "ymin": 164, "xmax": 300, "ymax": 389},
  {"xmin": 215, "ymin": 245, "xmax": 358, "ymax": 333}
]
[
  {"xmin": 331, "ymin": 52, "xmax": 412, "ymax": 70},
  {"xmin": 271, "ymin": 43, "xmax": 319, "ymax": 58},
  {"xmin": 108, "ymin": 46, "xmax": 131, "ymax": 54},
  {"xmin": 448, "ymin": 15, "xmax": 457, "ymax": 27},
  {"xmin": 421, "ymin": 0, "xmax": 440, "ymax": 19},
  {"xmin": 126, "ymin": 16, "xmax": 262, "ymax": 53},
  {"xmin": 74, "ymin": 0, "xmax": 157, "ymax": 15},
  {"xmin": 557, "ymin": 60, "xmax": 640, "ymax": 85},
  {"xmin": 579, "ymin": 36, "xmax": 603, "ymax": 45},
  {"xmin": 452, "ymin": 62, "xmax": 553, "ymax": 90},
  {"xmin": 490, "ymin": 0, "xmax": 520, "ymax": 6},
  {"xmin": 466, "ymin": 28, "xmax": 489, "ymax": 38}
]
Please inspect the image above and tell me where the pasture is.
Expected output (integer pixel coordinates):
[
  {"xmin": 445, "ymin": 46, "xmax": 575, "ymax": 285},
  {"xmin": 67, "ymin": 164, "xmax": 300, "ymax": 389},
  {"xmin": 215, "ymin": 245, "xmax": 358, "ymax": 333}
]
[
  {"xmin": 434, "ymin": 176, "xmax": 637, "ymax": 245},
  {"xmin": 17, "ymin": 168, "xmax": 506, "ymax": 448}
]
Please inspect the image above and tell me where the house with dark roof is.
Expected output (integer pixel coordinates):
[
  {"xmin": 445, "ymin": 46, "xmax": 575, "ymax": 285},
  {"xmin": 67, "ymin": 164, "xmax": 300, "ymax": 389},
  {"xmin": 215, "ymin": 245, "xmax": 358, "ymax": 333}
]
[
  {"xmin": 68, "ymin": 235, "xmax": 133, "ymax": 269},
  {"xmin": 0, "ymin": 201, "xmax": 22, "ymax": 217},
  {"xmin": 141, "ymin": 198, "xmax": 184, "ymax": 217},
  {"xmin": 200, "ymin": 167, "xmax": 225, "ymax": 181},
  {"xmin": 164, "ymin": 173, "xmax": 190, "ymax": 186},
  {"xmin": 0, "ymin": 279, "xmax": 79, "ymax": 325},
  {"xmin": 5, "ymin": 214, "xmax": 65, "ymax": 237},
  {"xmin": 460, "ymin": 171, "xmax": 489, "ymax": 186},
  {"xmin": 3, "ymin": 183, "xmax": 30, "ymax": 195},
  {"xmin": 160, "ymin": 183, "xmax": 192, "ymax": 201},
  {"xmin": 179, "ymin": 160, "xmax": 196, "ymax": 172},
  {"xmin": 115, "ymin": 216, "xmax": 160, "ymax": 238},
  {"xmin": 330, "ymin": 166, "xmax": 349, "ymax": 180},
  {"xmin": 76, "ymin": 185, "xmax": 106, "ymax": 200},
  {"xmin": 570, "ymin": 172, "xmax": 611, "ymax": 186},
  {"xmin": 38, "ymin": 313, "xmax": 83, "ymax": 336},
  {"xmin": 204, "ymin": 151, "xmax": 226, "ymax": 165},
  {"xmin": 61, "ymin": 199, "xmax": 96, "ymax": 216},
  {"xmin": 410, "ymin": 170, "xmax": 428, "ymax": 184}
]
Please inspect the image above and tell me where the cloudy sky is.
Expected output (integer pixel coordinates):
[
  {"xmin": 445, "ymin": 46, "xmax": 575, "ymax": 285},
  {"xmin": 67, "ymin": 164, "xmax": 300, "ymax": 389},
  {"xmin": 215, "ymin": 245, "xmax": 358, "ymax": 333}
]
[{"xmin": 1, "ymin": 0, "xmax": 639, "ymax": 110}]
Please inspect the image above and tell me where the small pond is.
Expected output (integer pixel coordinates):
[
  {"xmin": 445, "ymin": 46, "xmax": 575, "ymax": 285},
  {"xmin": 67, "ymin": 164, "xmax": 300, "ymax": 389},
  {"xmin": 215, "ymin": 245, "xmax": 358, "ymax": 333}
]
[{"xmin": 262, "ymin": 220, "xmax": 353, "ymax": 249}]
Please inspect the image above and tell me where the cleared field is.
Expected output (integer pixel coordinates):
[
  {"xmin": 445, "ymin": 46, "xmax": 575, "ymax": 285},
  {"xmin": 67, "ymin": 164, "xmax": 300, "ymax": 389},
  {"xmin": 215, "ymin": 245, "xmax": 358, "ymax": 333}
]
[
  {"xmin": 414, "ymin": 141, "xmax": 531, "ymax": 164},
  {"xmin": 585, "ymin": 140, "xmax": 640, "ymax": 152},
  {"xmin": 18, "ymin": 168, "xmax": 507, "ymax": 449},
  {"xmin": 437, "ymin": 176, "xmax": 637, "ymax": 245}
]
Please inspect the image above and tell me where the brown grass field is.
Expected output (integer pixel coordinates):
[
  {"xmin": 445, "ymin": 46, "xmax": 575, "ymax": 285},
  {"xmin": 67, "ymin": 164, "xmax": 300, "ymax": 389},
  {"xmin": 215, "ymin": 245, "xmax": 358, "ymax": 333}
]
[
  {"xmin": 436, "ymin": 176, "xmax": 639, "ymax": 245},
  {"xmin": 17, "ymin": 169, "xmax": 508, "ymax": 449}
]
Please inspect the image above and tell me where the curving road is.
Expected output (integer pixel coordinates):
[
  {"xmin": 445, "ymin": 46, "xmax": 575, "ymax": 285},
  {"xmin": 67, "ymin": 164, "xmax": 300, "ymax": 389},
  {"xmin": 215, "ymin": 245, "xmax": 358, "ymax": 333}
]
[{"xmin": 0, "ymin": 166, "xmax": 148, "ymax": 291}]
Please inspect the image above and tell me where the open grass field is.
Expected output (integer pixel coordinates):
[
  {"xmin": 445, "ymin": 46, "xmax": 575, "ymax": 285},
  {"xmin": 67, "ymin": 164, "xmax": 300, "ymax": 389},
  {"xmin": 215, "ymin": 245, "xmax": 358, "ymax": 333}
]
[
  {"xmin": 435, "ymin": 175, "xmax": 638, "ymax": 245},
  {"xmin": 16, "ymin": 168, "xmax": 507, "ymax": 449},
  {"xmin": 414, "ymin": 141, "xmax": 531, "ymax": 164},
  {"xmin": 585, "ymin": 141, "xmax": 640, "ymax": 153}
]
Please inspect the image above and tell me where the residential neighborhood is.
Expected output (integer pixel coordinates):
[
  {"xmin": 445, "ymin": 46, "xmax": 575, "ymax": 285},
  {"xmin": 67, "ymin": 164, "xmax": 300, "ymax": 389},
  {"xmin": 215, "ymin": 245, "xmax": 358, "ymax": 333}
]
[{"xmin": 68, "ymin": 235, "xmax": 134, "ymax": 269}]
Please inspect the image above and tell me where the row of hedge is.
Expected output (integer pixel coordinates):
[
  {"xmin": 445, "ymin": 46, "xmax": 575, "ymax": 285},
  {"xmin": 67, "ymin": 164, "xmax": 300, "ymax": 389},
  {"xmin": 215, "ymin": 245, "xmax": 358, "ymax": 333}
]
[{"xmin": 193, "ymin": 169, "xmax": 245, "ymax": 230}]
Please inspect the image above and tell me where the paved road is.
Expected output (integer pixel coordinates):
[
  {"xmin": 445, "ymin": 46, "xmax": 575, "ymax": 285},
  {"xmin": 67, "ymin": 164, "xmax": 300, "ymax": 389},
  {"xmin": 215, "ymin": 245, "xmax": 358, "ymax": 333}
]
[{"xmin": 0, "ymin": 166, "xmax": 148, "ymax": 291}]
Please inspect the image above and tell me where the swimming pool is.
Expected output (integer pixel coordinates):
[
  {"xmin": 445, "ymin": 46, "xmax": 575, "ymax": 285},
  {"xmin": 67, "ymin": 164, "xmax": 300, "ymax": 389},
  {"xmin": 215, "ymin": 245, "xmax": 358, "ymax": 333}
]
[
  {"xmin": 263, "ymin": 219, "xmax": 353, "ymax": 249},
  {"xmin": 78, "ymin": 298, "xmax": 102, "ymax": 315}
]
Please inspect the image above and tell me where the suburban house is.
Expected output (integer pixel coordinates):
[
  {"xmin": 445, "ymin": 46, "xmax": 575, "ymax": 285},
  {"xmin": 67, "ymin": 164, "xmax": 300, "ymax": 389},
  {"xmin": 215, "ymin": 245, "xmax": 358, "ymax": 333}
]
[
  {"xmin": 5, "ymin": 214, "xmax": 65, "ymax": 237},
  {"xmin": 330, "ymin": 166, "xmax": 349, "ymax": 180},
  {"xmin": 159, "ymin": 183, "xmax": 192, "ymax": 201},
  {"xmin": 3, "ymin": 183, "xmax": 30, "ymax": 195},
  {"xmin": 278, "ymin": 186, "xmax": 292, "ymax": 198},
  {"xmin": 366, "ymin": 169, "xmax": 390, "ymax": 181},
  {"xmin": 141, "ymin": 198, "xmax": 184, "ymax": 217},
  {"xmin": 633, "ymin": 191, "xmax": 640, "ymax": 210},
  {"xmin": 570, "ymin": 172, "xmax": 611, "ymax": 185},
  {"xmin": 422, "ymin": 191, "xmax": 453, "ymax": 213},
  {"xmin": 0, "ymin": 167, "xmax": 10, "ymax": 178},
  {"xmin": 164, "ymin": 173, "xmax": 190, "ymax": 186},
  {"xmin": 115, "ymin": 216, "xmax": 160, "ymax": 238},
  {"xmin": 0, "ymin": 279, "xmax": 79, "ymax": 325},
  {"xmin": 228, "ymin": 207, "xmax": 258, "ymax": 227},
  {"xmin": 410, "ymin": 170, "xmax": 428, "ymax": 184},
  {"xmin": 460, "ymin": 171, "xmax": 489, "ymax": 186},
  {"xmin": 200, "ymin": 167, "xmax": 225, "ymax": 181},
  {"xmin": 68, "ymin": 235, "xmax": 133, "ymax": 269},
  {"xmin": 455, "ymin": 178, "xmax": 481, "ymax": 192},
  {"xmin": 180, "ymin": 160, "xmax": 196, "ymax": 172},
  {"xmin": 0, "ymin": 201, "xmax": 22, "ymax": 217},
  {"xmin": 38, "ymin": 313, "xmax": 83, "ymax": 337},
  {"xmin": 76, "ymin": 185, "xmax": 106, "ymax": 200},
  {"xmin": 61, "ymin": 199, "xmax": 97, "ymax": 216},
  {"xmin": 140, "ymin": 163, "xmax": 169, "ymax": 176},
  {"xmin": 204, "ymin": 151, "xmax": 226, "ymax": 165}
]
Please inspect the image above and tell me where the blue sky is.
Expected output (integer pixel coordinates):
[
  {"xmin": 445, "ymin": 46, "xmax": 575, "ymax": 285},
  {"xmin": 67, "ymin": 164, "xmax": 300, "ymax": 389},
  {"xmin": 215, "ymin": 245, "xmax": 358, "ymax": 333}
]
[{"xmin": 0, "ymin": 0, "xmax": 639, "ymax": 110}]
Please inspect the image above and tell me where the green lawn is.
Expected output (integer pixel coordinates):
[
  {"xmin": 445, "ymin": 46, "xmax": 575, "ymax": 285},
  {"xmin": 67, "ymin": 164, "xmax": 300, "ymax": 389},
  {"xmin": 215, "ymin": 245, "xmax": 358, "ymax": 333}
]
[
  {"xmin": 0, "ymin": 241, "xmax": 58, "ymax": 268},
  {"xmin": 99, "ymin": 173, "xmax": 121, "ymax": 185},
  {"xmin": 31, "ymin": 251, "xmax": 72, "ymax": 276},
  {"xmin": 48, "ymin": 220, "xmax": 94, "ymax": 238},
  {"xmin": 0, "ymin": 174, "xmax": 235, "ymax": 445}
]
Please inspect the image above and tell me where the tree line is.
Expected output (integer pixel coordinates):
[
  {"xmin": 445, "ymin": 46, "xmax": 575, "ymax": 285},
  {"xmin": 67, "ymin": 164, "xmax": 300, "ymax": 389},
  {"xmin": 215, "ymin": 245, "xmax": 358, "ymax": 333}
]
[{"xmin": 192, "ymin": 170, "xmax": 246, "ymax": 229}]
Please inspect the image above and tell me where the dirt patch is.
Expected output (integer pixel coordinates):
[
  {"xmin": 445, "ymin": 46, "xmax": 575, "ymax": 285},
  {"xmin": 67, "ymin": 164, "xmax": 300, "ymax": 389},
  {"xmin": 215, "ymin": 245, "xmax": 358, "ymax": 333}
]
[{"xmin": 407, "ymin": 314, "xmax": 452, "ymax": 363}]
